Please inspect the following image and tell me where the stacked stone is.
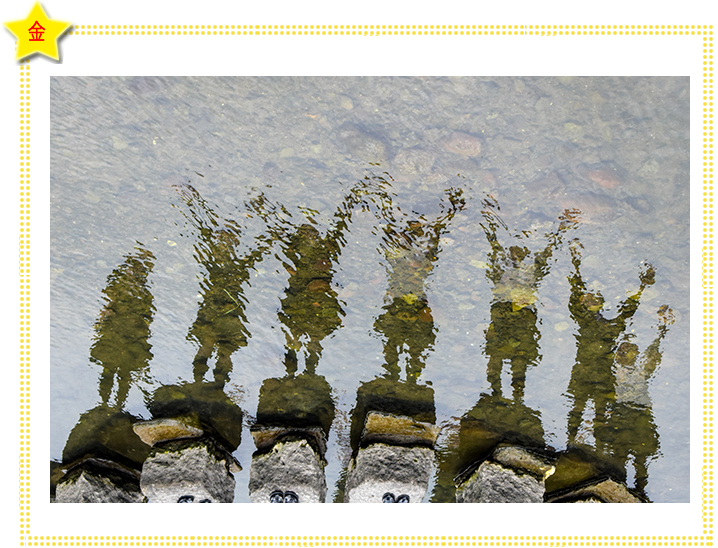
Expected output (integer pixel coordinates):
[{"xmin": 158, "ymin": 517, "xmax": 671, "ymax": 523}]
[
  {"xmin": 455, "ymin": 444, "xmax": 556, "ymax": 503},
  {"xmin": 344, "ymin": 411, "xmax": 440, "ymax": 503},
  {"xmin": 545, "ymin": 478, "xmax": 644, "ymax": 503},
  {"xmin": 54, "ymin": 406, "xmax": 151, "ymax": 503},
  {"xmin": 133, "ymin": 415, "xmax": 240, "ymax": 503},
  {"xmin": 249, "ymin": 435, "xmax": 327, "ymax": 503},
  {"xmin": 55, "ymin": 459, "xmax": 145, "ymax": 503}
]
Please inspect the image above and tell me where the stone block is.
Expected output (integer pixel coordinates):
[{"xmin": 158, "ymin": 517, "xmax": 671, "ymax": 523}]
[
  {"xmin": 492, "ymin": 445, "xmax": 556, "ymax": 481},
  {"xmin": 344, "ymin": 443, "xmax": 434, "ymax": 503},
  {"xmin": 55, "ymin": 461, "xmax": 144, "ymax": 503},
  {"xmin": 456, "ymin": 460, "xmax": 545, "ymax": 503},
  {"xmin": 140, "ymin": 439, "xmax": 235, "ymax": 503},
  {"xmin": 546, "ymin": 478, "xmax": 644, "ymax": 503},
  {"xmin": 361, "ymin": 411, "xmax": 440, "ymax": 447},
  {"xmin": 133, "ymin": 415, "xmax": 204, "ymax": 447},
  {"xmin": 249, "ymin": 439, "xmax": 327, "ymax": 503}
]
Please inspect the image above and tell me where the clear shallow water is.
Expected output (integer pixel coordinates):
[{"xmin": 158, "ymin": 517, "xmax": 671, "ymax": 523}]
[{"xmin": 50, "ymin": 76, "xmax": 689, "ymax": 502}]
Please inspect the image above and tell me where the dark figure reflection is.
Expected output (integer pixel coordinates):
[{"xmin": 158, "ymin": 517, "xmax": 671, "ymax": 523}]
[
  {"xmin": 134, "ymin": 185, "xmax": 278, "ymax": 503},
  {"xmin": 55, "ymin": 246, "xmax": 156, "ymax": 502},
  {"xmin": 249, "ymin": 177, "xmax": 392, "ymax": 503},
  {"xmin": 341, "ymin": 188, "xmax": 465, "ymax": 503},
  {"xmin": 374, "ymin": 187, "xmax": 466, "ymax": 384},
  {"xmin": 176, "ymin": 184, "xmax": 275, "ymax": 387},
  {"xmin": 91, "ymin": 246, "xmax": 156, "ymax": 408},
  {"xmin": 565, "ymin": 238, "xmax": 656, "ymax": 453}
]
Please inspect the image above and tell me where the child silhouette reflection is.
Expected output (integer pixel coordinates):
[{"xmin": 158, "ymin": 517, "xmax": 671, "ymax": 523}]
[
  {"xmin": 249, "ymin": 177, "xmax": 393, "ymax": 503},
  {"xmin": 430, "ymin": 203, "xmax": 577, "ymax": 502},
  {"xmin": 340, "ymin": 188, "xmax": 464, "ymax": 504},
  {"xmin": 374, "ymin": 187, "xmax": 466, "ymax": 384},
  {"xmin": 91, "ymin": 246, "xmax": 156, "ymax": 409},
  {"xmin": 597, "ymin": 306, "xmax": 673, "ymax": 497},
  {"xmin": 176, "ymin": 184, "xmax": 276, "ymax": 388}
]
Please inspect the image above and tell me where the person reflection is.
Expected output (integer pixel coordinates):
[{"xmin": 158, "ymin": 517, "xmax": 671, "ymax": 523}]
[
  {"xmin": 599, "ymin": 306, "xmax": 674, "ymax": 498},
  {"xmin": 134, "ymin": 185, "xmax": 275, "ymax": 503},
  {"xmin": 249, "ymin": 177, "xmax": 391, "ymax": 503},
  {"xmin": 481, "ymin": 198, "xmax": 579, "ymax": 402},
  {"xmin": 91, "ymin": 246, "xmax": 156, "ymax": 408},
  {"xmin": 55, "ymin": 246, "xmax": 155, "ymax": 502},
  {"xmin": 176, "ymin": 184, "xmax": 275, "ymax": 388},
  {"xmin": 435, "ymin": 203, "xmax": 577, "ymax": 503},
  {"xmin": 342, "ymin": 188, "xmax": 464, "ymax": 503},
  {"xmin": 565, "ymin": 238, "xmax": 656, "ymax": 454}
]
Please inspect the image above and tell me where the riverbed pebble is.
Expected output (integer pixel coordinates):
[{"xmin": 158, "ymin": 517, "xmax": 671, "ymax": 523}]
[{"xmin": 442, "ymin": 132, "xmax": 483, "ymax": 157}]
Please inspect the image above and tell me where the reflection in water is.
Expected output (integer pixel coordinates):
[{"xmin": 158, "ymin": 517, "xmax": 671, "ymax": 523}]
[
  {"xmin": 52, "ymin": 182, "xmax": 676, "ymax": 503},
  {"xmin": 131, "ymin": 185, "xmax": 275, "ymax": 503},
  {"xmin": 249, "ymin": 178, "xmax": 388, "ymax": 503},
  {"xmin": 341, "ymin": 188, "xmax": 464, "ymax": 503},
  {"xmin": 432, "ymin": 201, "xmax": 578, "ymax": 502},
  {"xmin": 481, "ymin": 198, "xmax": 579, "ymax": 402},
  {"xmin": 565, "ymin": 238, "xmax": 655, "ymax": 451},
  {"xmin": 176, "ymin": 184, "xmax": 274, "ymax": 387},
  {"xmin": 602, "ymin": 306, "xmax": 673, "ymax": 497},
  {"xmin": 540, "ymin": 238, "xmax": 668, "ymax": 502},
  {"xmin": 375, "ymin": 187, "xmax": 465, "ymax": 384},
  {"xmin": 91, "ymin": 246, "xmax": 156, "ymax": 408},
  {"xmin": 55, "ymin": 247, "xmax": 156, "ymax": 502}
]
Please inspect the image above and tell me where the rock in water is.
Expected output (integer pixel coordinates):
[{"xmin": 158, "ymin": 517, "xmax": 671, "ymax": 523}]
[
  {"xmin": 456, "ymin": 445, "xmax": 555, "ymax": 503},
  {"xmin": 249, "ymin": 439, "xmax": 327, "ymax": 503},
  {"xmin": 442, "ymin": 132, "xmax": 483, "ymax": 157},
  {"xmin": 344, "ymin": 443, "xmax": 434, "ymax": 503},
  {"xmin": 55, "ymin": 461, "xmax": 144, "ymax": 503},
  {"xmin": 457, "ymin": 460, "xmax": 546, "ymax": 503},
  {"xmin": 140, "ymin": 439, "xmax": 236, "ymax": 503},
  {"xmin": 336, "ymin": 123, "xmax": 388, "ymax": 164}
]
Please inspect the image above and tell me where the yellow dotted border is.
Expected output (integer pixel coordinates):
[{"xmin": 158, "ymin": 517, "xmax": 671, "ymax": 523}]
[
  {"xmin": 701, "ymin": 28, "xmax": 715, "ymax": 543},
  {"xmin": 19, "ymin": 25, "xmax": 714, "ymax": 548},
  {"xmin": 10, "ymin": 535, "xmax": 718, "ymax": 547},
  {"xmin": 62, "ymin": 24, "xmax": 712, "ymax": 36},
  {"xmin": 19, "ymin": 57, "xmax": 31, "ymax": 544}
]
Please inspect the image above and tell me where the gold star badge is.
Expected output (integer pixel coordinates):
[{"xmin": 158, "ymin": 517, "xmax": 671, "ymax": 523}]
[{"xmin": 4, "ymin": 2, "xmax": 71, "ymax": 61}]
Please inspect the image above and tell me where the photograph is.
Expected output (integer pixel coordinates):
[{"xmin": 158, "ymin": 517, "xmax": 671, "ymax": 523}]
[{"xmin": 49, "ymin": 76, "xmax": 690, "ymax": 504}]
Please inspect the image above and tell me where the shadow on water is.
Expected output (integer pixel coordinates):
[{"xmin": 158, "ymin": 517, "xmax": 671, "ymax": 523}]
[{"xmin": 53, "ymin": 175, "xmax": 675, "ymax": 503}]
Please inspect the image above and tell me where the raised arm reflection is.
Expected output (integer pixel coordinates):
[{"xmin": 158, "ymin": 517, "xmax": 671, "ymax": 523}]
[
  {"xmin": 601, "ymin": 306, "xmax": 673, "ymax": 498},
  {"xmin": 545, "ymin": 239, "xmax": 662, "ymax": 502},
  {"xmin": 564, "ymin": 238, "xmax": 655, "ymax": 451},
  {"xmin": 132, "ymin": 185, "xmax": 277, "ymax": 503},
  {"xmin": 435, "ymin": 202, "xmax": 578, "ymax": 503}
]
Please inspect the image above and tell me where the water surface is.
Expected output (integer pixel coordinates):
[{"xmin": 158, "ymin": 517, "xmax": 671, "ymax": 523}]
[{"xmin": 50, "ymin": 76, "xmax": 690, "ymax": 502}]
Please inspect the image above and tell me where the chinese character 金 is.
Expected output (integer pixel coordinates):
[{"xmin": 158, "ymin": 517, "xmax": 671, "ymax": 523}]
[{"xmin": 29, "ymin": 20, "xmax": 45, "ymax": 42}]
